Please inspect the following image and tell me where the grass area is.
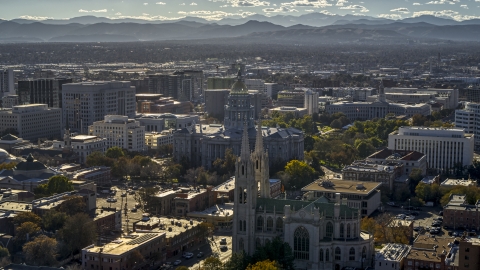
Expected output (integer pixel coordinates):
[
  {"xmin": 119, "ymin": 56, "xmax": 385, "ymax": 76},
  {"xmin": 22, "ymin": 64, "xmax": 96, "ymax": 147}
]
[{"xmin": 320, "ymin": 126, "xmax": 332, "ymax": 133}]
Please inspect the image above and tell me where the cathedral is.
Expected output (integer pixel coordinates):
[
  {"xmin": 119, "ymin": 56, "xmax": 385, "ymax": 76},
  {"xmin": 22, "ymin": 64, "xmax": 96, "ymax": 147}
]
[
  {"xmin": 173, "ymin": 72, "xmax": 304, "ymax": 168},
  {"xmin": 232, "ymin": 122, "xmax": 374, "ymax": 270}
]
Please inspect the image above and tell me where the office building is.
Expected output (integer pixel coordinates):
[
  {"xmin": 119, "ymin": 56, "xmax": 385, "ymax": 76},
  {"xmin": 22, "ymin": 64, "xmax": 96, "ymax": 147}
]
[
  {"xmin": 0, "ymin": 69, "xmax": 14, "ymax": 98},
  {"xmin": 269, "ymin": 107, "xmax": 308, "ymax": 117},
  {"xmin": 135, "ymin": 94, "xmax": 192, "ymax": 114},
  {"xmin": 89, "ymin": 115, "xmax": 146, "ymax": 152},
  {"xmin": 327, "ymin": 87, "xmax": 375, "ymax": 102},
  {"xmin": 455, "ymin": 102, "xmax": 480, "ymax": 150},
  {"xmin": 52, "ymin": 132, "xmax": 107, "ymax": 164},
  {"xmin": 232, "ymin": 125, "xmax": 374, "ymax": 270},
  {"xmin": 385, "ymin": 87, "xmax": 459, "ymax": 110},
  {"xmin": 136, "ymin": 113, "xmax": 199, "ymax": 132},
  {"xmin": 367, "ymin": 149, "xmax": 427, "ymax": 176},
  {"xmin": 302, "ymin": 179, "xmax": 382, "ymax": 217},
  {"xmin": 2, "ymin": 95, "xmax": 18, "ymax": 109},
  {"xmin": 277, "ymin": 89, "xmax": 306, "ymax": 108},
  {"xmin": 388, "ymin": 127, "xmax": 474, "ymax": 171},
  {"xmin": 342, "ymin": 160, "xmax": 404, "ymax": 191},
  {"xmin": 145, "ymin": 130, "xmax": 173, "ymax": 149},
  {"xmin": 375, "ymin": 244, "xmax": 411, "ymax": 270},
  {"xmin": 18, "ymin": 78, "xmax": 72, "ymax": 108},
  {"xmin": 305, "ymin": 89, "xmax": 319, "ymax": 115},
  {"xmin": 62, "ymin": 81, "xmax": 136, "ymax": 134},
  {"xmin": 440, "ymin": 178, "xmax": 477, "ymax": 188},
  {"xmin": 204, "ymin": 89, "xmax": 229, "ymax": 119},
  {"xmin": 148, "ymin": 74, "xmax": 193, "ymax": 101},
  {"xmin": 173, "ymin": 70, "xmax": 203, "ymax": 100},
  {"xmin": 0, "ymin": 104, "xmax": 62, "ymax": 141},
  {"xmin": 173, "ymin": 74, "xmax": 304, "ymax": 168},
  {"xmin": 264, "ymin": 83, "xmax": 282, "ymax": 98},
  {"xmin": 245, "ymin": 79, "xmax": 265, "ymax": 92},
  {"xmin": 207, "ymin": 77, "xmax": 235, "ymax": 90}
]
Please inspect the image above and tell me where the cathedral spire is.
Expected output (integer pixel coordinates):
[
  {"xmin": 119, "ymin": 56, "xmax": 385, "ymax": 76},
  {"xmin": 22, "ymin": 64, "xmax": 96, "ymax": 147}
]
[
  {"xmin": 254, "ymin": 120, "xmax": 263, "ymax": 153},
  {"xmin": 240, "ymin": 122, "xmax": 250, "ymax": 160}
]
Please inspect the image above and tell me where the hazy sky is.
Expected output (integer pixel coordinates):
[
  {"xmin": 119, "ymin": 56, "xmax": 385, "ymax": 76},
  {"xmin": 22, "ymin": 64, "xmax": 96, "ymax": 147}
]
[{"xmin": 2, "ymin": 0, "xmax": 480, "ymax": 21}]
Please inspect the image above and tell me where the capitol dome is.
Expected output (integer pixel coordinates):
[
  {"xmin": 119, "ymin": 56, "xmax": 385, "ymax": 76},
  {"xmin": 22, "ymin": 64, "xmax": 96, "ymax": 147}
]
[
  {"xmin": 230, "ymin": 71, "xmax": 248, "ymax": 94},
  {"xmin": 0, "ymin": 148, "xmax": 9, "ymax": 163}
]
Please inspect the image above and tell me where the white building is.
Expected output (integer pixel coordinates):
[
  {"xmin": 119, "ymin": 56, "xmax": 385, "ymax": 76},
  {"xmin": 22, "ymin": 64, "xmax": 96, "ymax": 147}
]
[
  {"xmin": 385, "ymin": 87, "xmax": 459, "ymax": 110},
  {"xmin": 455, "ymin": 102, "xmax": 480, "ymax": 150},
  {"xmin": 0, "ymin": 104, "xmax": 62, "ymax": 141},
  {"xmin": 388, "ymin": 126, "xmax": 474, "ymax": 171},
  {"xmin": 135, "ymin": 113, "xmax": 199, "ymax": 132},
  {"xmin": 62, "ymin": 81, "xmax": 136, "ymax": 134},
  {"xmin": 245, "ymin": 79, "xmax": 265, "ymax": 92},
  {"xmin": 0, "ymin": 69, "xmax": 14, "ymax": 98},
  {"xmin": 145, "ymin": 130, "xmax": 173, "ymax": 149},
  {"xmin": 327, "ymin": 87, "xmax": 375, "ymax": 102},
  {"xmin": 326, "ymin": 101, "xmax": 431, "ymax": 120},
  {"xmin": 440, "ymin": 178, "xmax": 477, "ymax": 188},
  {"xmin": 89, "ymin": 115, "xmax": 146, "ymax": 152},
  {"xmin": 375, "ymin": 243, "xmax": 411, "ymax": 270},
  {"xmin": 305, "ymin": 89, "xmax": 319, "ymax": 115},
  {"xmin": 53, "ymin": 132, "xmax": 107, "ymax": 164}
]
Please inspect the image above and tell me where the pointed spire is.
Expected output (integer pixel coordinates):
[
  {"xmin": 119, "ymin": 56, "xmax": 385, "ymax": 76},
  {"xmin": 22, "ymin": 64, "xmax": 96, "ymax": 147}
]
[
  {"xmin": 240, "ymin": 122, "xmax": 250, "ymax": 160},
  {"xmin": 255, "ymin": 120, "xmax": 263, "ymax": 153}
]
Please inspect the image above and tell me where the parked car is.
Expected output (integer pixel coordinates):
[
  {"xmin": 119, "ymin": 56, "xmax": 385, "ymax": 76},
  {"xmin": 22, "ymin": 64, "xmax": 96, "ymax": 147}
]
[
  {"xmin": 173, "ymin": 260, "xmax": 182, "ymax": 266},
  {"xmin": 220, "ymin": 238, "xmax": 227, "ymax": 245},
  {"xmin": 184, "ymin": 253, "xmax": 193, "ymax": 259},
  {"xmin": 386, "ymin": 202, "xmax": 396, "ymax": 206},
  {"xmin": 131, "ymin": 208, "xmax": 137, "ymax": 212},
  {"xmin": 220, "ymin": 245, "xmax": 228, "ymax": 251},
  {"xmin": 197, "ymin": 252, "xmax": 204, "ymax": 258},
  {"xmin": 405, "ymin": 216, "xmax": 415, "ymax": 221},
  {"xmin": 121, "ymin": 193, "xmax": 127, "ymax": 197}
]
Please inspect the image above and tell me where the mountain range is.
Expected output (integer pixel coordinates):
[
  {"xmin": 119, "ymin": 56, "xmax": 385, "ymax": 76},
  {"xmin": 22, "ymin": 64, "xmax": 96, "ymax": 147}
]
[{"xmin": 1, "ymin": 14, "xmax": 480, "ymax": 44}]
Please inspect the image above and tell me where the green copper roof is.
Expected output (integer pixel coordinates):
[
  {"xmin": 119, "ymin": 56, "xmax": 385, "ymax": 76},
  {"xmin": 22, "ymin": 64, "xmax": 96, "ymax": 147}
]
[{"xmin": 230, "ymin": 80, "xmax": 248, "ymax": 94}]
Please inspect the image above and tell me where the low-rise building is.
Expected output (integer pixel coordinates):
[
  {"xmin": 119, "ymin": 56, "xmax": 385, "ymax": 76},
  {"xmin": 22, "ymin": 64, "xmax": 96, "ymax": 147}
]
[
  {"xmin": 342, "ymin": 160, "xmax": 404, "ymax": 191},
  {"xmin": 367, "ymin": 149, "xmax": 427, "ymax": 176},
  {"xmin": 212, "ymin": 177, "xmax": 235, "ymax": 202},
  {"xmin": 89, "ymin": 115, "xmax": 146, "ymax": 152},
  {"xmin": 440, "ymin": 178, "xmax": 477, "ymax": 188},
  {"xmin": 173, "ymin": 187, "xmax": 216, "ymax": 217},
  {"xmin": 70, "ymin": 166, "xmax": 111, "ymax": 187},
  {"xmin": 269, "ymin": 106, "xmax": 308, "ymax": 117},
  {"xmin": 93, "ymin": 207, "xmax": 122, "ymax": 234},
  {"xmin": 404, "ymin": 235, "xmax": 459, "ymax": 270},
  {"xmin": 145, "ymin": 130, "xmax": 173, "ymax": 149},
  {"xmin": 53, "ymin": 133, "xmax": 107, "ymax": 164},
  {"xmin": 82, "ymin": 232, "xmax": 167, "ymax": 270},
  {"xmin": 302, "ymin": 179, "xmax": 382, "ymax": 217},
  {"xmin": 187, "ymin": 203, "xmax": 233, "ymax": 228},
  {"xmin": 458, "ymin": 237, "xmax": 480, "ymax": 270},
  {"xmin": 375, "ymin": 243, "xmax": 411, "ymax": 270},
  {"xmin": 443, "ymin": 194, "xmax": 480, "ymax": 231}
]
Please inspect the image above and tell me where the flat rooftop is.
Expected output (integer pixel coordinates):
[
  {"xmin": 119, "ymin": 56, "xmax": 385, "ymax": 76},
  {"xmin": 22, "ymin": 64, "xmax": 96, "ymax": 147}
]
[
  {"xmin": 301, "ymin": 179, "xmax": 381, "ymax": 195},
  {"xmin": 212, "ymin": 177, "xmax": 235, "ymax": 193},
  {"xmin": 441, "ymin": 178, "xmax": 476, "ymax": 187},
  {"xmin": 85, "ymin": 232, "xmax": 166, "ymax": 256},
  {"xmin": 407, "ymin": 235, "xmax": 457, "ymax": 263},
  {"xmin": 136, "ymin": 217, "xmax": 202, "ymax": 239},
  {"xmin": 0, "ymin": 201, "xmax": 32, "ymax": 212},
  {"xmin": 376, "ymin": 243, "xmax": 411, "ymax": 262}
]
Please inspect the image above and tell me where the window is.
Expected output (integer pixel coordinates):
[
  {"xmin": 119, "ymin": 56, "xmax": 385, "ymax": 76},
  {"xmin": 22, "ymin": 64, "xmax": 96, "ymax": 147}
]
[
  {"xmin": 257, "ymin": 216, "xmax": 264, "ymax": 231},
  {"xmin": 349, "ymin": 247, "xmax": 355, "ymax": 261},
  {"xmin": 340, "ymin": 223, "xmax": 344, "ymax": 238},
  {"xmin": 239, "ymin": 238, "xmax": 244, "ymax": 251},
  {"xmin": 362, "ymin": 247, "xmax": 367, "ymax": 259},
  {"xmin": 266, "ymin": 217, "xmax": 273, "ymax": 232},
  {"xmin": 465, "ymin": 248, "xmax": 470, "ymax": 252},
  {"xmin": 319, "ymin": 249, "xmax": 324, "ymax": 261},
  {"xmin": 465, "ymin": 256, "xmax": 469, "ymax": 260},
  {"xmin": 347, "ymin": 224, "xmax": 351, "ymax": 238},
  {"xmin": 326, "ymin": 222, "xmax": 333, "ymax": 238},
  {"xmin": 335, "ymin": 247, "xmax": 341, "ymax": 260},
  {"xmin": 293, "ymin": 226, "xmax": 309, "ymax": 260},
  {"xmin": 326, "ymin": 249, "xmax": 330, "ymax": 261},
  {"xmin": 408, "ymin": 261, "xmax": 412, "ymax": 266},
  {"xmin": 256, "ymin": 238, "xmax": 261, "ymax": 249},
  {"xmin": 276, "ymin": 217, "xmax": 283, "ymax": 233},
  {"xmin": 353, "ymin": 223, "xmax": 357, "ymax": 238}
]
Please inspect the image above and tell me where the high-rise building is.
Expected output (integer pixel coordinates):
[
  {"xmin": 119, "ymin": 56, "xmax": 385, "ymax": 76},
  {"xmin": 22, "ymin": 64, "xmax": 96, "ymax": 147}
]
[
  {"xmin": 264, "ymin": 83, "xmax": 282, "ymax": 99},
  {"xmin": 232, "ymin": 123, "xmax": 374, "ymax": 269},
  {"xmin": 173, "ymin": 70, "xmax": 203, "ymax": 100},
  {"xmin": 89, "ymin": 115, "xmax": 146, "ymax": 152},
  {"xmin": 18, "ymin": 78, "xmax": 72, "ymax": 108},
  {"xmin": 455, "ymin": 102, "xmax": 480, "ymax": 150},
  {"xmin": 148, "ymin": 74, "xmax": 193, "ymax": 101},
  {"xmin": 207, "ymin": 77, "xmax": 235, "ymax": 90},
  {"xmin": 245, "ymin": 79, "xmax": 265, "ymax": 92},
  {"xmin": 305, "ymin": 89, "xmax": 319, "ymax": 115},
  {"xmin": 62, "ymin": 81, "xmax": 136, "ymax": 134},
  {"xmin": 388, "ymin": 126, "xmax": 474, "ymax": 171},
  {"xmin": 0, "ymin": 104, "xmax": 62, "ymax": 141},
  {"xmin": 204, "ymin": 89, "xmax": 230, "ymax": 119},
  {"xmin": 0, "ymin": 68, "xmax": 14, "ymax": 98}
]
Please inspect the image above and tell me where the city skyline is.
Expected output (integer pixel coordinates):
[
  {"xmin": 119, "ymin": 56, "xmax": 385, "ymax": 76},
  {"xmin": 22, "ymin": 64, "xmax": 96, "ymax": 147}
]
[{"xmin": 2, "ymin": 0, "xmax": 480, "ymax": 22}]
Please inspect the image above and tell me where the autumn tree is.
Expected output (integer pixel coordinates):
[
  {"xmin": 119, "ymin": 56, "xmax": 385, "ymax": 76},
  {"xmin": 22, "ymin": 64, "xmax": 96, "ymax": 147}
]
[
  {"xmin": 247, "ymin": 260, "xmax": 280, "ymax": 270},
  {"xmin": 15, "ymin": 222, "xmax": 41, "ymax": 244},
  {"xmin": 0, "ymin": 246, "xmax": 9, "ymax": 259},
  {"xmin": 59, "ymin": 213, "xmax": 97, "ymax": 255},
  {"xmin": 200, "ymin": 256, "xmax": 223, "ymax": 270},
  {"xmin": 23, "ymin": 235, "xmax": 57, "ymax": 266},
  {"xmin": 57, "ymin": 196, "xmax": 87, "ymax": 216},
  {"xmin": 12, "ymin": 212, "xmax": 42, "ymax": 227}
]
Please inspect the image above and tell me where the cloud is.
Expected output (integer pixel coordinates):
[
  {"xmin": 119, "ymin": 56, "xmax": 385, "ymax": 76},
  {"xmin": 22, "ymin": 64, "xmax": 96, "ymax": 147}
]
[
  {"xmin": 111, "ymin": 15, "xmax": 184, "ymax": 21},
  {"xmin": 390, "ymin": 7, "xmax": 410, "ymax": 14},
  {"xmin": 143, "ymin": 3, "xmax": 149, "ymax": 5},
  {"xmin": 78, "ymin": 9, "xmax": 108, "ymax": 13},
  {"xmin": 413, "ymin": 9, "xmax": 480, "ymax": 20},
  {"xmin": 263, "ymin": 6, "xmax": 298, "ymax": 13},
  {"xmin": 156, "ymin": 2, "xmax": 166, "ymax": 4},
  {"xmin": 190, "ymin": 2, "xmax": 198, "ymax": 5},
  {"xmin": 460, "ymin": 4, "xmax": 468, "ymax": 9},
  {"xmin": 412, "ymin": 2, "xmax": 422, "ymax": 5},
  {"xmin": 115, "ymin": 12, "xmax": 122, "ymax": 15},
  {"xmin": 177, "ymin": 10, "xmax": 256, "ymax": 20},
  {"xmin": 180, "ymin": 3, "xmax": 186, "ymax": 5},
  {"xmin": 19, "ymin": 15, "xmax": 53, "ymax": 21},
  {"xmin": 378, "ymin": 14, "xmax": 403, "ymax": 20},
  {"xmin": 336, "ymin": 0, "xmax": 348, "ymax": 7},
  {"xmin": 209, "ymin": 0, "xmax": 270, "ymax": 7},
  {"xmin": 425, "ymin": 0, "xmax": 459, "ymax": 4},
  {"xmin": 339, "ymin": 5, "xmax": 369, "ymax": 12},
  {"xmin": 281, "ymin": 0, "xmax": 332, "ymax": 8}
]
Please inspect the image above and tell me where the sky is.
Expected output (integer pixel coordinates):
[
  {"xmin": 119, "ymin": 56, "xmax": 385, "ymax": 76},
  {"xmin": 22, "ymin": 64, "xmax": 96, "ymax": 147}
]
[{"xmin": 2, "ymin": 0, "xmax": 480, "ymax": 21}]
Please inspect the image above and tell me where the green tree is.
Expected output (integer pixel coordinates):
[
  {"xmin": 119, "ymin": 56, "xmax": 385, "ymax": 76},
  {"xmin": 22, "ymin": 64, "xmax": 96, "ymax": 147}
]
[
  {"xmin": 42, "ymin": 210, "xmax": 68, "ymax": 231},
  {"xmin": 59, "ymin": 213, "xmax": 97, "ymax": 255},
  {"xmin": 284, "ymin": 160, "xmax": 316, "ymax": 190},
  {"xmin": 330, "ymin": 119, "xmax": 343, "ymax": 129},
  {"xmin": 224, "ymin": 251, "xmax": 250, "ymax": 270},
  {"xmin": 12, "ymin": 212, "xmax": 42, "ymax": 227},
  {"xmin": 57, "ymin": 196, "xmax": 87, "ymax": 216},
  {"xmin": 23, "ymin": 235, "xmax": 57, "ymax": 266},
  {"xmin": 409, "ymin": 168, "xmax": 424, "ymax": 192},
  {"xmin": 251, "ymin": 237, "xmax": 295, "ymax": 270},
  {"xmin": 127, "ymin": 250, "xmax": 144, "ymax": 268},
  {"xmin": 34, "ymin": 175, "xmax": 74, "ymax": 198},
  {"xmin": 212, "ymin": 148, "xmax": 237, "ymax": 176},
  {"xmin": 15, "ymin": 222, "xmax": 41, "ymax": 244},
  {"xmin": 105, "ymin": 146, "xmax": 125, "ymax": 159},
  {"xmin": 86, "ymin": 151, "xmax": 114, "ymax": 167},
  {"xmin": 247, "ymin": 260, "xmax": 280, "ymax": 270},
  {"xmin": 0, "ymin": 246, "xmax": 9, "ymax": 258},
  {"xmin": 200, "ymin": 256, "xmax": 223, "ymax": 270},
  {"xmin": 356, "ymin": 141, "xmax": 376, "ymax": 158}
]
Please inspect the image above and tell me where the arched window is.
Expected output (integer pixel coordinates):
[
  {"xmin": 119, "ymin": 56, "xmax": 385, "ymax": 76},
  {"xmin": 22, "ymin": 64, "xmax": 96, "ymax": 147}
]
[
  {"xmin": 362, "ymin": 246, "xmax": 367, "ymax": 259},
  {"xmin": 353, "ymin": 223, "xmax": 357, "ymax": 238},
  {"xmin": 326, "ymin": 249, "xmax": 330, "ymax": 261},
  {"xmin": 239, "ymin": 220, "xmax": 243, "ymax": 231},
  {"xmin": 349, "ymin": 247, "xmax": 355, "ymax": 261},
  {"xmin": 276, "ymin": 217, "xmax": 283, "ymax": 233},
  {"xmin": 257, "ymin": 216, "xmax": 264, "ymax": 231},
  {"xmin": 340, "ymin": 223, "xmax": 344, "ymax": 238},
  {"xmin": 326, "ymin": 222, "xmax": 333, "ymax": 238},
  {"xmin": 335, "ymin": 247, "xmax": 341, "ymax": 260},
  {"xmin": 243, "ymin": 220, "xmax": 246, "ymax": 231},
  {"xmin": 266, "ymin": 217, "xmax": 273, "ymax": 232},
  {"xmin": 347, "ymin": 224, "xmax": 351, "ymax": 238},
  {"xmin": 242, "ymin": 165, "xmax": 244, "ymax": 175},
  {"xmin": 293, "ymin": 226, "xmax": 310, "ymax": 260},
  {"xmin": 238, "ymin": 190, "xmax": 243, "ymax": 204},
  {"xmin": 239, "ymin": 238, "xmax": 244, "ymax": 251},
  {"xmin": 319, "ymin": 249, "xmax": 324, "ymax": 262},
  {"xmin": 256, "ymin": 238, "xmax": 261, "ymax": 249}
]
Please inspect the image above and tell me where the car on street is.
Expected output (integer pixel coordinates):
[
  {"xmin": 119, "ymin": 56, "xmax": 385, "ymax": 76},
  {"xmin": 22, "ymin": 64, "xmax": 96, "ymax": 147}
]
[
  {"xmin": 453, "ymin": 232, "xmax": 459, "ymax": 237},
  {"xmin": 131, "ymin": 208, "xmax": 137, "ymax": 212},
  {"xmin": 220, "ymin": 245, "xmax": 228, "ymax": 251},
  {"xmin": 220, "ymin": 238, "xmax": 227, "ymax": 245},
  {"xmin": 396, "ymin": 214, "xmax": 406, "ymax": 220},
  {"xmin": 197, "ymin": 252, "xmax": 204, "ymax": 258},
  {"xmin": 121, "ymin": 193, "xmax": 126, "ymax": 197},
  {"xmin": 173, "ymin": 260, "xmax": 182, "ymax": 266},
  {"xmin": 295, "ymin": 196, "xmax": 302, "ymax": 200},
  {"xmin": 184, "ymin": 253, "xmax": 193, "ymax": 259},
  {"xmin": 386, "ymin": 202, "xmax": 396, "ymax": 206},
  {"xmin": 106, "ymin": 197, "xmax": 117, "ymax": 202},
  {"xmin": 405, "ymin": 216, "xmax": 415, "ymax": 221}
]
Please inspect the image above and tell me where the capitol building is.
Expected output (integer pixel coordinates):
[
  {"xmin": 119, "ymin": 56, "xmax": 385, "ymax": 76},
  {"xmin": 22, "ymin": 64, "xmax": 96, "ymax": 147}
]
[{"xmin": 173, "ymin": 73, "xmax": 304, "ymax": 168}]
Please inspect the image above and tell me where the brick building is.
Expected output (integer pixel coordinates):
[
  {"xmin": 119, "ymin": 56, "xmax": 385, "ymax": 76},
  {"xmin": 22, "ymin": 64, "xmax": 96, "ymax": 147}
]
[
  {"xmin": 404, "ymin": 235, "xmax": 459, "ymax": 270},
  {"xmin": 443, "ymin": 194, "xmax": 480, "ymax": 231}
]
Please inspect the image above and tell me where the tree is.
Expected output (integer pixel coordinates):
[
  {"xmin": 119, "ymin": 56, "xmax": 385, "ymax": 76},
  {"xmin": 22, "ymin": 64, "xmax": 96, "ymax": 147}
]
[
  {"xmin": 34, "ymin": 175, "xmax": 74, "ymax": 198},
  {"xmin": 86, "ymin": 151, "xmax": 114, "ymax": 167},
  {"xmin": 42, "ymin": 210, "xmax": 68, "ymax": 231},
  {"xmin": 247, "ymin": 260, "xmax": 280, "ymax": 270},
  {"xmin": 135, "ymin": 187, "xmax": 159, "ymax": 213},
  {"xmin": 224, "ymin": 251, "xmax": 250, "ymax": 270},
  {"xmin": 0, "ymin": 246, "xmax": 9, "ymax": 259},
  {"xmin": 200, "ymin": 256, "xmax": 223, "ymax": 270},
  {"xmin": 23, "ymin": 235, "xmax": 57, "ymax": 266},
  {"xmin": 284, "ymin": 160, "xmax": 316, "ymax": 190},
  {"xmin": 356, "ymin": 141, "xmax": 376, "ymax": 158},
  {"xmin": 15, "ymin": 222, "xmax": 41, "ymax": 244},
  {"xmin": 330, "ymin": 119, "xmax": 343, "ymax": 129},
  {"xmin": 59, "ymin": 213, "xmax": 97, "ymax": 255},
  {"xmin": 12, "ymin": 212, "xmax": 42, "ymax": 227},
  {"xmin": 105, "ymin": 146, "xmax": 125, "ymax": 159},
  {"xmin": 175, "ymin": 267, "xmax": 189, "ymax": 270},
  {"xmin": 212, "ymin": 148, "xmax": 237, "ymax": 177},
  {"xmin": 57, "ymin": 196, "xmax": 87, "ymax": 216},
  {"xmin": 127, "ymin": 250, "xmax": 144, "ymax": 268},
  {"xmin": 409, "ymin": 168, "xmax": 424, "ymax": 192}
]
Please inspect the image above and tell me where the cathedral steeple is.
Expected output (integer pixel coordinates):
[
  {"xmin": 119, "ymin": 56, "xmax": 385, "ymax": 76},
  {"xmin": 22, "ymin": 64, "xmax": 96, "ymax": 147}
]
[
  {"xmin": 240, "ymin": 122, "xmax": 250, "ymax": 160},
  {"xmin": 253, "ymin": 120, "xmax": 270, "ymax": 198},
  {"xmin": 254, "ymin": 120, "xmax": 263, "ymax": 154}
]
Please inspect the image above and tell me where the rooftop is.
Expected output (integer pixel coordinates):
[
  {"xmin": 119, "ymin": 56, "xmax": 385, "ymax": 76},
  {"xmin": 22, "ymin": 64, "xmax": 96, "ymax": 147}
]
[
  {"xmin": 441, "ymin": 178, "xmax": 476, "ymax": 187},
  {"xmin": 212, "ymin": 177, "xmax": 235, "ymax": 193},
  {"xmin": 84, "ymin": 232, "xmax": 166, "ymax": 256},
  {"xmin": 367, "ymin": 149, "xmax": 425, "ymax": 161},
  {"xmin": 407, "ymin": 235, "xmax": 456, "ymax": 263},
  {"xmin": 0, "ymin": 201, "xmax": 32, "ymax": 212},
  {"xmin": 376, "ymin": 243, "xmax": 411, "ymax": 262},
  {"xmin": 301, "ymin": 179, "xmax": 381, "ymax": 195}
]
